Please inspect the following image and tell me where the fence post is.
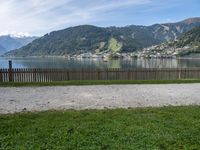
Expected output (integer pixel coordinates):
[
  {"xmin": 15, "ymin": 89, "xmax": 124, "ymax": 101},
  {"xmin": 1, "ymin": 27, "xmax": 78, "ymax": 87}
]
[
  {"xmin": 97, "ymin": 69, "xmax": 100, "ymax": 80},
  {"xmin": 0, "ymin": 69, "xmax": 3, "ymax": 82},
  {"xmin": 67, "ymin": 70, "xmax": 70, "ymax": 80},
  {"xmin": 8, "ymin": 60, "xmax": 13, "ymax": 82},
  {"xmin": 178, "ymin": 68, "xmax": 181, "ymax": 80},
  {"xmin": 128, "ymin": 69, "xmax": 130, "ymax": 80}
]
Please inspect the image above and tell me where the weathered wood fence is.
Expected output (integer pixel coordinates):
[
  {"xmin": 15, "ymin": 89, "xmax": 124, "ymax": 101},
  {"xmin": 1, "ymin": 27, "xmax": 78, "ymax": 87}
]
[{"xmin": 1, "ymin": 68, "xmax": 200, "ymax": 82}]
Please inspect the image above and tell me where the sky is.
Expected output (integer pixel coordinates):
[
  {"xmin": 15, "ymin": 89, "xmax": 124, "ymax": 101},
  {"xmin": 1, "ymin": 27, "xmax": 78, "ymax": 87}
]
[{"xmin": 0, "ymin": 0, "xmax": 199, "ymax": 36}]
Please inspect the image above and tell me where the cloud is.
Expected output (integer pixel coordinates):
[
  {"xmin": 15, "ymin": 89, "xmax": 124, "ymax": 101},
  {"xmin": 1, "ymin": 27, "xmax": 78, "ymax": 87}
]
[{"xmin": 0, "ymin": 0, "xmax": 150, "ymax": 36}]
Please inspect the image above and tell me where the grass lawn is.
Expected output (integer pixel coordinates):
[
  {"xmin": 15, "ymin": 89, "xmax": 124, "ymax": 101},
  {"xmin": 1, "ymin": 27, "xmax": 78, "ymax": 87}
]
[
  {"xmin": 1, "ymin": 79, "xmax": 200, "ymax": 87},
  {"xmin": 1, "ymin": 106, "xmax": 200, "ymax": 149}
]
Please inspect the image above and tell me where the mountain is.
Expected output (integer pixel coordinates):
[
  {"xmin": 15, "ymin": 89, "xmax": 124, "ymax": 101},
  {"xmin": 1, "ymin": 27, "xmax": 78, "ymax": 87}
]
[
  {"xmin": 173, "ymin": 26, "xmax": 200, "ymax": 47},
  {"xmin": 149, "ymin": 19, "xmax": 200, "ymax": 42},
  {"xmin": 138, "ymin": 26, "xmax": 200, "ymax": 57},
  {"xmin": 0, "ymin": 35, "xmax": 38, "ymax": 54},
  {"xmin": 4, "ymin": 17, "xmax": 200, "ymax": 57},
  {"xmin": 0, "ymin": 44, "xmax": 6, "ymax": 55},
  {"xmin": 170, "ymin": 26, "xmax": 200, "ymax": 56}
]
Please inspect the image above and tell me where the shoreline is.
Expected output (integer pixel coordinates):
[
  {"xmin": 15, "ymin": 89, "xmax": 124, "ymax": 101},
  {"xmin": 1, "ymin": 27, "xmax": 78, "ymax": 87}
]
[{"xmin": 1, "ymin": 56, "xmax": 199, "ymax": 59}]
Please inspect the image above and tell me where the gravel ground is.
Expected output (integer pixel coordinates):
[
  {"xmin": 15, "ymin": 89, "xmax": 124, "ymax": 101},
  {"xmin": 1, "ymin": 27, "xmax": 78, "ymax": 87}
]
[{"xmin": 0, "ymin": 84, "xmax": 200, "ymax": 114}]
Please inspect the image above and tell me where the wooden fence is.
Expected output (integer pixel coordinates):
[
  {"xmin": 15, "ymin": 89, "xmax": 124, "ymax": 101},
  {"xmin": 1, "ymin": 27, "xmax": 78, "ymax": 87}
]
[{"xmin": 1, "ymin": 68, "xmax": 200, "ymax": 82}]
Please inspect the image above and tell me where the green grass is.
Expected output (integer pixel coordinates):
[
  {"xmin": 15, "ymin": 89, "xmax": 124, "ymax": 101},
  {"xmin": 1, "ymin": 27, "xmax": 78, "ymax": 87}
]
[
  {"xmin": 1, "ymin": 106, "xmax": 200, "ymax": 149},
  {"xmin": 0, "ymin": 79, "xmax": 200, "ymax": 87},
  {"xmin": 108, "ymin": 38, "xmax": 123, "ymax": 53}
]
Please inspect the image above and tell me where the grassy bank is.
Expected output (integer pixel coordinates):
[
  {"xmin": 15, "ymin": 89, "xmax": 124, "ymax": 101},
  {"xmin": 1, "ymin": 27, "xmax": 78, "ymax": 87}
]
[
  {"xmin": 1, "ymin": 106, "xmax": 200, "ymax": 149},
  {"xmin": 1, "ymin": 79, "xmax": 200, "ymax": 87}
]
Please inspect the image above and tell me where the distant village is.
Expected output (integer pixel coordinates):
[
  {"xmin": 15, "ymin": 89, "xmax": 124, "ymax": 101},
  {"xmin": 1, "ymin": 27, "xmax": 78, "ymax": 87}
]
[{"xmin": 71, "ymin": 43, "xmax": 194, "ymax": 59}]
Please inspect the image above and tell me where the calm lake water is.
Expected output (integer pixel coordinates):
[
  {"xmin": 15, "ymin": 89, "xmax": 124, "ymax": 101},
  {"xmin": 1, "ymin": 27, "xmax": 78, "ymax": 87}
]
[{"xmin": 1, "ymin": 57, "xmax": 200, "ymax": 69}]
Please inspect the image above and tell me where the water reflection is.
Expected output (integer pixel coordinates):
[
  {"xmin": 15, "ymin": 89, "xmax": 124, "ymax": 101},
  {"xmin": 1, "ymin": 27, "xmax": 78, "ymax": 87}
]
[{"xmin": 0, "ymin": 57, "xmax": 200, "ymax": 69}]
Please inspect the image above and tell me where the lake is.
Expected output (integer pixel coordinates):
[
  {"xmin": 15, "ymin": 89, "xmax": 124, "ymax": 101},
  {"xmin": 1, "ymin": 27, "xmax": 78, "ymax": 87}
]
[{"xmin": 1, "ymin": 57, "xmax": 200, "ymax": 69}]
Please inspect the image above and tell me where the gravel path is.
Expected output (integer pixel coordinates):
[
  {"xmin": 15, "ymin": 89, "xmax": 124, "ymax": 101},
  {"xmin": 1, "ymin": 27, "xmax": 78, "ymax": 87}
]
[{"xmin": 0, "ymin": 84, "xmax": 200, "ymax": 114}]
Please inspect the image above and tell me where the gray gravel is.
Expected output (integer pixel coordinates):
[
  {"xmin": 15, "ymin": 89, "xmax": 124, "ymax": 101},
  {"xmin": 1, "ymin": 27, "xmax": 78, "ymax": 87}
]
[{"xmin": 0, "ymin": 84, "xmax": 200, "ymax": 114}]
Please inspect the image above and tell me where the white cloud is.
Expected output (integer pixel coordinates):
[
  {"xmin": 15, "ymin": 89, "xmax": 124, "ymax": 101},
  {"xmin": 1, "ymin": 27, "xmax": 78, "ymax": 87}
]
[{"xmin": 0, "ymin": 0, "xmax": 151, "ymax": 36}]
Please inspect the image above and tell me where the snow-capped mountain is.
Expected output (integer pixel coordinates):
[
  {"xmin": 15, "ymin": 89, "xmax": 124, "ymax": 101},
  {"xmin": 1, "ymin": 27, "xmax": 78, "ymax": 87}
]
[
  {"xmin": 0, "ymin": 34, "xmax": 38, "ymax": 55},
  {"xmin": 0, "ymin": 32, "xmax": 31, "ymax": 38},
  {"xmin": 9, "ymin": 32, "xmax": 31, "ymax": 38}
]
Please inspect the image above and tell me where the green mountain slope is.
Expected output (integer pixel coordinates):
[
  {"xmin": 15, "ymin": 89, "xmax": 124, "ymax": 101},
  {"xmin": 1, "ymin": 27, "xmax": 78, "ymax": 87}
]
[{"xmin": 5, "ymin": 25, "xmax": 155, "ymax": 57}]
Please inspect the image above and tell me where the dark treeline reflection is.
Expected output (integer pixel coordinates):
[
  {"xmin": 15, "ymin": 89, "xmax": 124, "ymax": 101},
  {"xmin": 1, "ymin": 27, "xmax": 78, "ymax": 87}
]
[{"xmin": 1, "ymin": 57, "xmax": 200, "ymax": 69}]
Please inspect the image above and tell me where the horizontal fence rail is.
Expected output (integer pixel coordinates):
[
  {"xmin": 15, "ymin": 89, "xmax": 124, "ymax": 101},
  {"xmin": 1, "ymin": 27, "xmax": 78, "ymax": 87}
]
[{"xmin": 1, "ymin": 68, "xmax": 200, "ymax": 82}]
